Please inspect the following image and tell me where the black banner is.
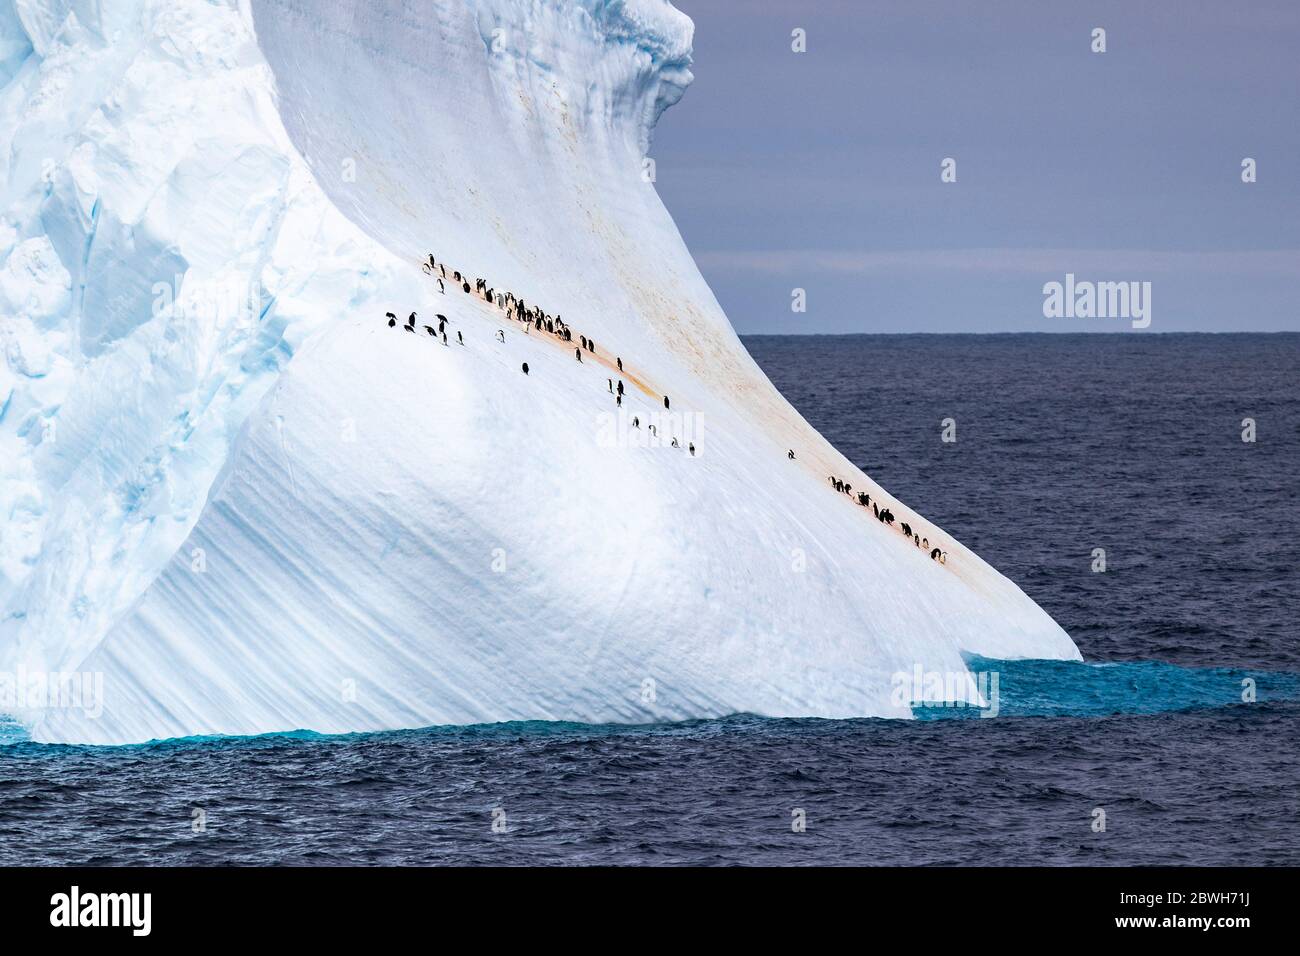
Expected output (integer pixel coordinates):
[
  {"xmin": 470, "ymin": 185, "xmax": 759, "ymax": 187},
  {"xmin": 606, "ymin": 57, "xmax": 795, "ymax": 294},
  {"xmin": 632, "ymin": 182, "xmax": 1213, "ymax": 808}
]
[{"xmin": 0, "ymin": 865, "xmax": 1280, "ymax": 942}]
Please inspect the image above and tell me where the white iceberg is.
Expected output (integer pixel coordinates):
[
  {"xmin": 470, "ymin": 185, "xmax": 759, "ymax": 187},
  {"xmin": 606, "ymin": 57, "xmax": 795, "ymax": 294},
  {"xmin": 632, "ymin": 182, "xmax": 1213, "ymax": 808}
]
[{"xmin": 0, "ymin": 0, "xmax": 1079, "ymax": 745}]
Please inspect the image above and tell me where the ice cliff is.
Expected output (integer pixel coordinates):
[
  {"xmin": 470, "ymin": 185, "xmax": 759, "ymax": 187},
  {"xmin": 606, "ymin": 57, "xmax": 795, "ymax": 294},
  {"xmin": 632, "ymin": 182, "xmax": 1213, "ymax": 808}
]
[{"xmin": 0, "ymin": 0, "xmax": 1079, "ymax": 744}]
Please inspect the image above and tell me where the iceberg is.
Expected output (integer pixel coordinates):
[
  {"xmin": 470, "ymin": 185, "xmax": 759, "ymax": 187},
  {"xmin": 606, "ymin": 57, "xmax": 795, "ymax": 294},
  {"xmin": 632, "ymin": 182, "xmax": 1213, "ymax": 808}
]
[{"xmin": 0, "ymin": 0, "xmax": 1079, "ymax": 745}]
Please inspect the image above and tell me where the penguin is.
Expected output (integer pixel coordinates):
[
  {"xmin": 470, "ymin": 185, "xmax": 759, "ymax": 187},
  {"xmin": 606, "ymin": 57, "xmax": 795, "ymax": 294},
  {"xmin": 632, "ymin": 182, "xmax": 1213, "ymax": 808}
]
[
  {"xmin": 408, "ymin": 312, "xmax": 417, "ymax": 326},
  {"xmin": 580, "ymin": 335, "xmax": 588, "ymax": 349},
  {"xmin": 689, "ymin": 443, "xmax": 695, "ymax": 456},
  {"xmin": 462, "ymin": 282, "xmax": 471, "ymax": 293},
  {"xmin": 608, "ymin": 379, "xmax": 613, "ymax": 393},
  {"xmin": 787, "ymin": 449, "xmax": 795, "ymax": 459},
  {"xmin": 901, "ymin": 522, "xmax": 912, "ymax": 538},
  {"xmin": 930, "ymin": 548, "xmax": 942, "ymax": 561},
  {"xmin": 423, "ymin": 325, "xmax": 435, "ymax": 336},
  {"xmin": 442, "ymin": 330, "xmax": 448, "ymax": 346},
  {"xmin": 522, "ymin": 362, "xmax": 529, "ymax": 375},
  {"xmin": 496, "ymin": 330, "xmax": 505, "ymax": 343},
  {"xmin": 386, "ymin": 313, "xmax": 397, "ymax": 328},
  {"xmin": 617, "ymin": 357, "xmax": 623, "ymax": 372},
  {"xmin": 633, "ymin": 416, "xmax": 640, "ymax": 428},
  {"xmin": 575, "ymin": 348, "xmax": 582, "ymax": 362},
  {"xmin": 663, "ymin": 396, "xmax": 670, "ymax": 410},
  {"xmin": 457, "ymin": 331, "xmax": 464, "ymax": 345},
  {"xmin": 671, "ymin": 438, "xmax": 679, "ymax": 448}
]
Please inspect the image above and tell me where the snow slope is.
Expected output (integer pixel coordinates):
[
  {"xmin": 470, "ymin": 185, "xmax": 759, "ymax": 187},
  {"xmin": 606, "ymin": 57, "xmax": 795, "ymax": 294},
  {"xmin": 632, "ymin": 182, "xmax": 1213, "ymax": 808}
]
[{"xmin": 0, "ymin": 0, "xmax": 1079, "ymax": 745}]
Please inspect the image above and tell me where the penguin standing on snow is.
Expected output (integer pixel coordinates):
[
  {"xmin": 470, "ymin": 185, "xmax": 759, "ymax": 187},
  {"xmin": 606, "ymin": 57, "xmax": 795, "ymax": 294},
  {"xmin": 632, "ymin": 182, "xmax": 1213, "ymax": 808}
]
[
  {"xmin": 522, "ymin": 362, "xmax": 529, "ymax": 375},
  {"xmin": 575, "ymin": 348, "xmax": 583, "ymax": 362},
  {"xmin": 617, "ymin": 357, "xmax": 623, "ymax": 372},
  {"xmin": 457, "ymin": 331, "xmax": 464, "ymax": 345},
  {"xmin": 663, "ymin": 395, "xmax": 670, "ymax": 410},
  {"xmin": 386, "ymin": 312, "xmax": 397, "ymax": 328},
  {"xmin": 423, "ymin": 325, "xmax": 435, "ymax": 336}
]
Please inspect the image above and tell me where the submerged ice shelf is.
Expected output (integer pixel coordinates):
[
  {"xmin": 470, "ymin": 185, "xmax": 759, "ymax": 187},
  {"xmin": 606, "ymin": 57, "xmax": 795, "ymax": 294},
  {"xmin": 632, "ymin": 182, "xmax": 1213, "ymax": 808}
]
[{"xmin": 1, "ymin": 0, "xmax": 1079, "ymax": 745}]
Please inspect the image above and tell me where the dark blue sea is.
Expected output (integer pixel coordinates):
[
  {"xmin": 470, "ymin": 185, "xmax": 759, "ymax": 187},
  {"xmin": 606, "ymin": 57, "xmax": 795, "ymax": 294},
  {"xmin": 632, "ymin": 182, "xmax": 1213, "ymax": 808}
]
[{"xmin": 2, "ymin": 333, "xmax": 1297, "ymax": 866}]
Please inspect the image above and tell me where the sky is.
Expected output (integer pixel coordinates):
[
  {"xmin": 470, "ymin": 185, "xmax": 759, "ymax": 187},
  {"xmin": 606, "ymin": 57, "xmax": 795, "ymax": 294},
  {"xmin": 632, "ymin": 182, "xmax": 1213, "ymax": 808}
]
[{"xmin": 651, "ymin": 0, "xmax": 1300, "ymax": 333}]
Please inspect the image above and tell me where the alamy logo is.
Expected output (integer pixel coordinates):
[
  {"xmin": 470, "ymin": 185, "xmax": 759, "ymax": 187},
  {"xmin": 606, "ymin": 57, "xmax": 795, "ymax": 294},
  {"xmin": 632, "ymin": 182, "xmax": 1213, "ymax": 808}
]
[
  {"xmin": 1043, "ymin": 273, "xmax": 1151, "ymax": 328},
  {"xmin": 50, "ymin": 886, "xmax": 151, "ymax": 936},
  {"xmin": 0, "ymin": 667, "xmax": 103, "ymax": 718},
  {"xmin": 891, "ymin": 664, "xmax": 1000, "ymax": 717}
]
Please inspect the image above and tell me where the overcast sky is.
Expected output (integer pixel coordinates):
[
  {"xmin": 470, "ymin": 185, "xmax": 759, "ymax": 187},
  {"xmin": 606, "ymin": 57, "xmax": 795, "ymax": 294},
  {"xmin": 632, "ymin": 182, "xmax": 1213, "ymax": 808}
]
[{"xmin": 652, "ymin": 0, "xmax": 1300, "ymax": 333}]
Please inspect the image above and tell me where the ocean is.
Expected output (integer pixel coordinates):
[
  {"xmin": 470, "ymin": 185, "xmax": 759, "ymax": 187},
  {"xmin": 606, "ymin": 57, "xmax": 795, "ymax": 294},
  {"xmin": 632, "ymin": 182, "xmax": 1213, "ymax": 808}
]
[{"xmin": 2, "ymin": 333, "xmax": 1297, "ymax": 866}]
